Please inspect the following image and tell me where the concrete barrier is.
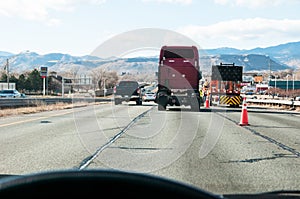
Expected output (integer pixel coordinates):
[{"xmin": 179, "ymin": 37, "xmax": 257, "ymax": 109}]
[{"xmin": 0, "ymin": 97, "xmax": 112, "ymax": 109}]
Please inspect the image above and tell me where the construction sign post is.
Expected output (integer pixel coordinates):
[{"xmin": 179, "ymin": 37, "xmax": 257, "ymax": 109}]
[
  {"xmin": 210, "ymin": 63, "xmax": 243, "ymax": 107},
  {"xmin": 40, "ymin": 67, "xmax": 48, "ymax": 96}
]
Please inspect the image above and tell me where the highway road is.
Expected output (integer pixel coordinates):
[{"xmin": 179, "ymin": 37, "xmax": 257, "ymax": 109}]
[{"xmin": 0, "ymin": 101, "xmax": 299, "ymax": 195}]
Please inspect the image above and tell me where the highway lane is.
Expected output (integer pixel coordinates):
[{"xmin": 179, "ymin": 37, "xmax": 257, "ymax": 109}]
[
  {"xmin": 86, "ymin": 103, "xmax": 300, "ymax": 194},
  {"xmin": 0, "ymin": 107, "xmax": 89, "ymax": 174},
  {"xmin": 0, "ymin": 102, "xmax": 299, "ymax": 195},
  {"xmin": 216, "ymin": 106, "xmax": 300, "ymax": 154},
  {"xmin": 0, "ymin": 103, "xmax": 151, "ymax": 174}
]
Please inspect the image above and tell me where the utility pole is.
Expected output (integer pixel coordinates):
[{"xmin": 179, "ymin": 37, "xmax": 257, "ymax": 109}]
[
  {"xmin": 274, "ymin": 75, "xmax": 277, "ymax": 94},
  {"xmin": 6, "ymin": 59, "xmax": 9, "ymax": 89},
  {"xmin": 286, "ymin": 75, "xmax": 289, "ymax": 98},
  {"xmin": 104, "ymin": 79, "xmax": 106, "ymax": 97},
  {"xmin": 2, "ymin": 51, "xmax": 28, "ymax": 90},
  {"xmin": 268, "ymin": 56, "xmax": 271, "ymax": 83},
  {"xmin": 293, "ymin": 74, "xmax": 295, "ymax": 91},
  {"xmin": 62, "ymin": 77, "xmax": 64, "ymax": 97}
]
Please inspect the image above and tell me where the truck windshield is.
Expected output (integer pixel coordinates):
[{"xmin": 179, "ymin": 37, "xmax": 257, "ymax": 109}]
[{"xmin": 163, "ymin": 49, "xmax": 195, "ymax": 59}]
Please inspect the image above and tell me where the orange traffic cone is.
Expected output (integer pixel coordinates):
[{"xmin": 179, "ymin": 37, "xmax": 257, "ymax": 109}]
[
  {"xmin": 239, "ymin": 97, "xmax": 249, "ymax": 126},
  {"xmin": 205, "ymin": 98, "xmax": 210, "ymax": 108}
]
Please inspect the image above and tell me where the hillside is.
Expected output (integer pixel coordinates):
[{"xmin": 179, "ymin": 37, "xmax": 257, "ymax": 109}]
[{"xmin": 0, "ymin": 41, "xmax": 299, "ymax": 77}]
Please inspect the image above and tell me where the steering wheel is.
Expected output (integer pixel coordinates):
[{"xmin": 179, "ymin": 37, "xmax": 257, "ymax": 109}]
[{"xmin": 0, "ymin": 169, "xmax": 222, "ymax": 198}]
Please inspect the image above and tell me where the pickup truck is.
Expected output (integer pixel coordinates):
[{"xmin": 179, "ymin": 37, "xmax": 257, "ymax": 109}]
[{"xmin": 113, "ymin": 80, "xmax": 143, "ymax": 105}]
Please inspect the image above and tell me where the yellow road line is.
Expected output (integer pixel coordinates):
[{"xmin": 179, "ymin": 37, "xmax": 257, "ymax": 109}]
[{"xmin": 0, "ymin": 110, "xmax": 76, "ymax": 128}]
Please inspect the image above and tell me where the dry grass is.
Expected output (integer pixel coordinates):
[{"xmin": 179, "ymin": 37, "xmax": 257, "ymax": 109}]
[{"xmin": 0, "ymin": 101, "xmax": 100, "ymax": 117}]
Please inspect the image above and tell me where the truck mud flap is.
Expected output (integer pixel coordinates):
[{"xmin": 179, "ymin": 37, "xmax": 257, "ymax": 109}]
[
  {"xmin": 157, "ymin": 95, "xmax": 168, "ymax": 111},
  {"xmin": 136, "ymin": 98, "xmax": 143, "ymax": 105},
  {"xmin": 158, "ymin": 104, "xmax": 166, "ymax": 111},
  {"xmin": 190, "ymin": 97, "xmax": 200, "ymax": 112},
  {"xmin": 114, "ymin": 98, "xmax": 122, "ymax": 105}
]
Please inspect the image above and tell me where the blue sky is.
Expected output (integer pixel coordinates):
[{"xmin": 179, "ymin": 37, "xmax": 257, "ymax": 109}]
[{"xmin": 0, "ymin": 0, "xmax": 300, "ymax": 56}]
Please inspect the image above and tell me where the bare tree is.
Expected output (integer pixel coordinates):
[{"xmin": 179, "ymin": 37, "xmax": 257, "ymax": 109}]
[
  {"xmin": 89, "ymin": 67, "xmax": 119, "ymax": 90},
  {"xmin": 120, "ymin": 72, "xmax": 156, "ymax": 83},
  {"xmin": 90, "ymin": 67, "xmax": 106, "ymax": 90},
  {"xmin": 104, "ymin": 71, "xmax": 119, "ymax": 88}
]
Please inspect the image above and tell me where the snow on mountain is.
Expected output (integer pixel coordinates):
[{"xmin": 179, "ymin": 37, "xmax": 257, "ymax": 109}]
[{"xmin": 0, "ymin": 41, "xmax": 299, "ymax": 76}]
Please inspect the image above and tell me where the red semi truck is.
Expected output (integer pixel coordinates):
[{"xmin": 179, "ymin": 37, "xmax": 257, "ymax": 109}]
[{"xmin": 155, "ymin": 45, "xmax": 202, "ymax": 111}]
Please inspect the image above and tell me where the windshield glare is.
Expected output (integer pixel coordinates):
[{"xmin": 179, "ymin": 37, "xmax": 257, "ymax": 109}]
[{"xmin": 0, "ymin": 1, "xmax": 299, "ymax": 197}]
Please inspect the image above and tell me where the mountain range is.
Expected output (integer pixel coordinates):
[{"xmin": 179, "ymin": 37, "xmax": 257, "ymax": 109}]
[{"xmin": 1, "ymin": 41, "xmax": 300, "ymax": 76}]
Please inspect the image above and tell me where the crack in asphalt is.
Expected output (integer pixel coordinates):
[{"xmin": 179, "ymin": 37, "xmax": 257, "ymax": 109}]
[
  {"xmin": 216, "ymin": 112, "xmax": 300, "ymax": 158},
  {"xmin": 223, "ymin": 153, "xmax": 297, "ymax": 164},
  {"xmin": 108, "ymin": 146, "xmax": 173, "ymax": 150},
  {"xmin": 77, "ymin": 106, "xmax": 155, "ymax": 170}
]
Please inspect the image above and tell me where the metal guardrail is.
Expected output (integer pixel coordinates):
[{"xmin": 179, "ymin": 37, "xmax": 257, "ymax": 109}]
[
  {"xmin": 246, "ymin": 98, "xmax": 300, "ymax": 108},
  {"xmin": 1, "ymin": 96, "xmax": 299, "ymax": 110},
  {"xmin": 0, "ymin": 97, "xmax": 112, "ymax": 108}
]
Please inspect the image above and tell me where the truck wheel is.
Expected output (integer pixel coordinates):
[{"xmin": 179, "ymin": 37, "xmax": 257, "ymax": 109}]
[
  {"xmin": 190, "ymin": 98, "xmax": 200, "ymax": 112},
  {"xmin": 158, "ymin": 104, "xmax": 166, "ymax": 111},
  {"xmin": 115, "ymin": 99, "xmax": 121, "ymax": 105},
  {"xmin": 136, "ymin": 98, "xmax": 142, "ymax": 105}
]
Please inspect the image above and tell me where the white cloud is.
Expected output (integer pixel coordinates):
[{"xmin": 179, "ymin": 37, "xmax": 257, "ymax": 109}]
[
  {"xmin": 0, "ymin": 0, "xmax": 106, "ymax": 25},
  {"xmin": 214, "ymin": 0, "xmax": 299, "ymax": 8},
  {"xmin": 142, "ymin": 0, "xmax": 193, "ymax": 5},
  {"xmin": 46, "ymin": 18, "xmax": 62, "ymax": 27},
  {"xmin": 177, "ymin": 18, "xmax": 300, "ymax": 49}
]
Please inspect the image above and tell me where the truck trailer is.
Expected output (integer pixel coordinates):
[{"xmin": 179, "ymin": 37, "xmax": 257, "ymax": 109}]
[{"xmin": 155, "ymin": 45, "xmax": 202, "ymax": 111}]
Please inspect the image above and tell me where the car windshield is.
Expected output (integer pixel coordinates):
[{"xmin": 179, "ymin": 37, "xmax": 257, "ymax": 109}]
[
  {"xmin": 0, "ymin": 1, "xmax": 300, "ymax": 198},
  {"xmin": 0, "ymin": 90, "xmax": 14, "ymax": 94}
]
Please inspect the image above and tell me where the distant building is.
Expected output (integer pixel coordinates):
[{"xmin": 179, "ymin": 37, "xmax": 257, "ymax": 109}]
[
  {"xmin": 0, "ymin": 82, "xmax": 16, "ymax": 90},
  {"xmin": 254, "ymin": 75, "xmax": 263, "ymax": 83},
  {"xmin": 48, "ymin": 75, "xmax": 73, "ymax": 94},
  {"xmin": 242, "ymin": 75, "xmax": 253, "ymax": 83},
  {"xmin": 269, "ymin": 80, "xmax": 300, "ymax": 90},
  {"xmin": 256, "ymin": 83, "xmax": 269, "ymax": 94}
]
